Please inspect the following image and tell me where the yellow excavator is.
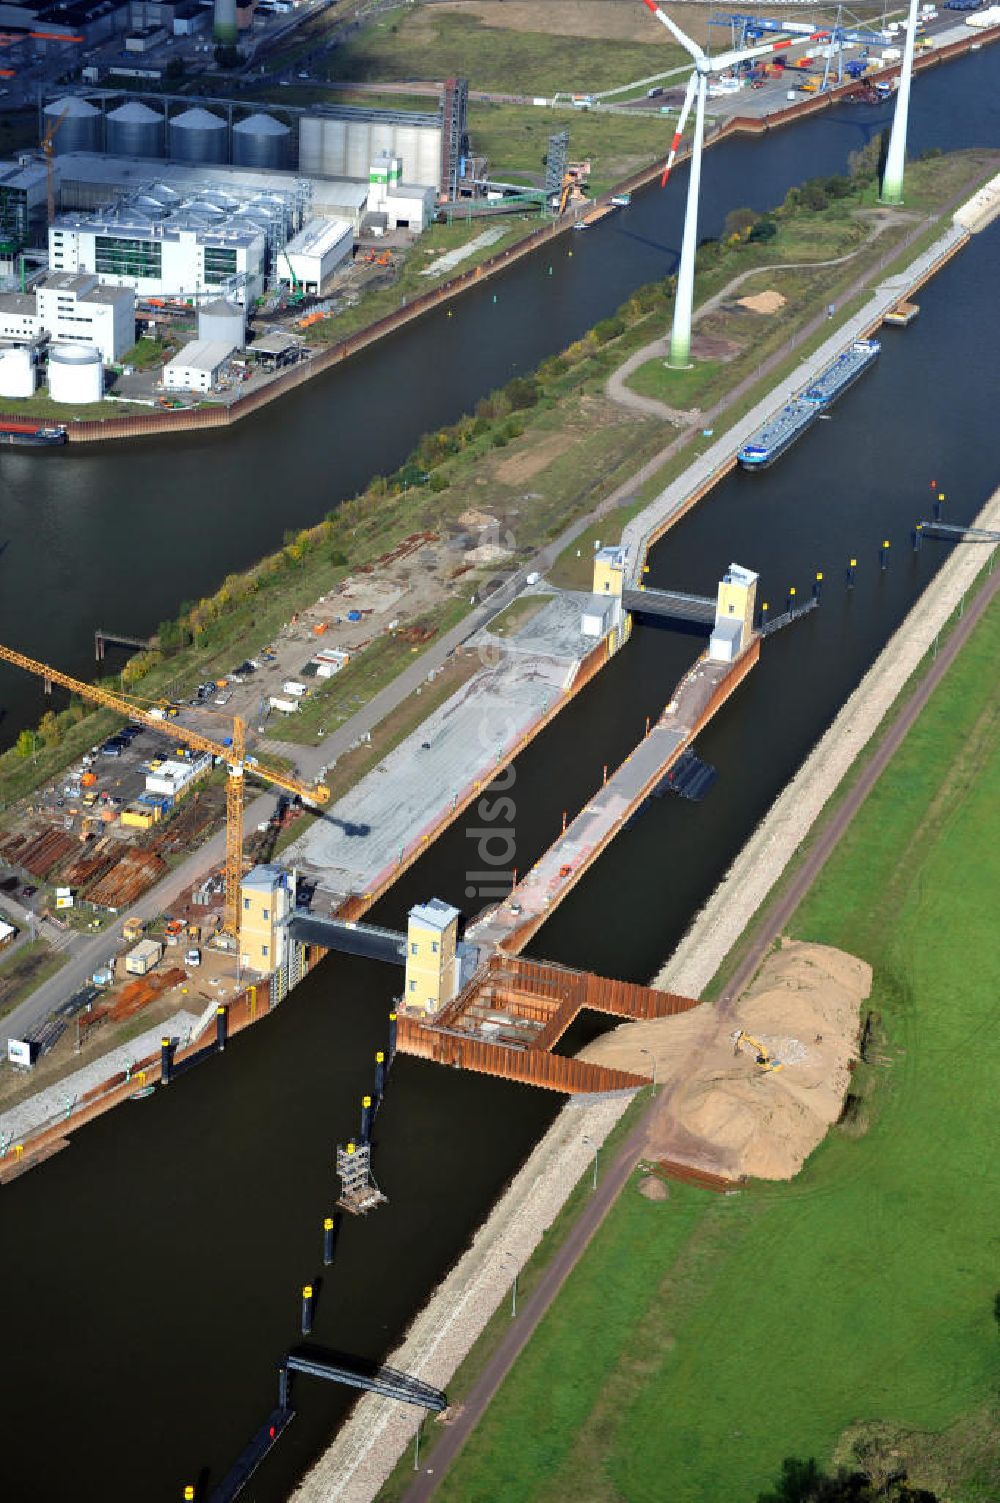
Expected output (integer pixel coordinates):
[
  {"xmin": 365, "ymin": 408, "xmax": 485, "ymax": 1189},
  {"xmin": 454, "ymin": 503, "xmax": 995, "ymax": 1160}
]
[{"xmin": 732, "ymin": 1030, "xmax": 783, "ymax": 1072}]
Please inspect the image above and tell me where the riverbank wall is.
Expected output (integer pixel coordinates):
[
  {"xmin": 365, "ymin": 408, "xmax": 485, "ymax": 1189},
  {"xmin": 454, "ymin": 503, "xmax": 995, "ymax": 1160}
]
[
  {"xmin": 0, "ymin": 972, "xmax": 274, "ymax": 1183},
  {"xmin": 656, "ymin": 481, "xmax": 1000, "ymax": 999},
  {"xmin": 3, "ymin": 22, "xmax": 996, "ymax": 450}
]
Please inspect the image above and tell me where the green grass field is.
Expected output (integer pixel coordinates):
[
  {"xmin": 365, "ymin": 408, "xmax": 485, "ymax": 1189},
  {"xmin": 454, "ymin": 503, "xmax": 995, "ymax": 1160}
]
[
  {"xmin": 429, "ymin": 596, "xmax": 1000, "ymax": 1502},
  {"xmin": 318, "ymin": 9, "xmax": 682, "ymax": 95}
]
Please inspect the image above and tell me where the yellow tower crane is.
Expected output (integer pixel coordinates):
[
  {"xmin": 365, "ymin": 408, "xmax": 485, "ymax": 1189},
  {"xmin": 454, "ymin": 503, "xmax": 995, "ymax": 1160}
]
[
  {"xmin": 40, "ymin": 104, "xmax": 68, "ymax": 225},
  {"xmin": 0, "ymin": 643, "xmax": 330, "ymax": 944}
]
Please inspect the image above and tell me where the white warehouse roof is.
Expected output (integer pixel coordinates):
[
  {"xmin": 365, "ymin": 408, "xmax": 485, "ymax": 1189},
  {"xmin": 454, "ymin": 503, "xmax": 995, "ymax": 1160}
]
[
  {"xmin": 164, "ymin": 339, "xmax": 236, "ymax": 372},
  {"xmin": 284, "ymin": 216, "xmax": 353, "ymax": 258}
]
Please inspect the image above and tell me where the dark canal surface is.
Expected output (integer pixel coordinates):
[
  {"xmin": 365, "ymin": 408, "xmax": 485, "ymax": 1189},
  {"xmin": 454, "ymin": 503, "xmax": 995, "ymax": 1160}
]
[{"xmin": 1, "ymin": 52, "xmax": 998, "ymax": 1501}]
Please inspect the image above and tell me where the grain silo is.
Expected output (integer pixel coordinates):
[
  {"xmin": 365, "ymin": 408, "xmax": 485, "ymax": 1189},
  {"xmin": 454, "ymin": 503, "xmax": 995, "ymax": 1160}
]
[
  {"xmin": 0, "ymin": 347, "xmax": 35, "ymax": 399},
  {"xmin": 233, "ymin": 113, "xmax": 291, "ymax": 170},
  {"xmin": 106, "ymin": 100, "xmax": 164, "ymax": 160},
  {"xmin": 47, "ymin": 344, "xmax": 103, "ymax": 405},
  {"xmin": 44, "ymin": 96, "xmax": 101, "ymax": 157},
  {"xmin": 198, "ymin": 298, "xmax": 246, "ymax": 353},
  {"xmin": 169, "ymin": 107, "xmax": 228, "ymax": 166}
]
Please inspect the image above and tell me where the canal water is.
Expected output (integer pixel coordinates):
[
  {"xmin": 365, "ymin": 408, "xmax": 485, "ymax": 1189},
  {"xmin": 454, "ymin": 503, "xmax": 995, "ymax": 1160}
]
[
  {"xmin": 1, "ymin": 55, "xmax": 999, "ymax": 1501},
  {"xmin": 0, "ymin": 50, "xmax": 997, "ymax": 744}
]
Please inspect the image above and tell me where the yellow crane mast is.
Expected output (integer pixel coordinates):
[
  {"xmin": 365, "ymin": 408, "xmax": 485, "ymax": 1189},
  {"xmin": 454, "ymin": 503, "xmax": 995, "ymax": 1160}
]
[
  {"xmin": 0, "ymin": 643, "xmax": 330, "ymax": 942},
  {"xmin": 40, "ymin": 105, "xmax": 68, "ymax": 225}
]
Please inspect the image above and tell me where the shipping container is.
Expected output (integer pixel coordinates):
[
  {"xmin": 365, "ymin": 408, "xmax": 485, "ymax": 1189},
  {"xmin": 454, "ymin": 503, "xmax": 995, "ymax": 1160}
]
[{"xmin": 125, "ymin": 939, "xmax": 163, "ymax": 976}]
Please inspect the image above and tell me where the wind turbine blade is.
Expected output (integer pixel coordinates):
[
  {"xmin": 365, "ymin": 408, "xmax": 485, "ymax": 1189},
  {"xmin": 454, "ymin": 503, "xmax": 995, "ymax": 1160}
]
[
  {"xmin": 640, "ymin": 0, "xmax": 701, "ymax": 64},
  {"xmin": 660, "ymin": 71, "xmax": 697, "ymax": 187},
  {"xmin": 710, "ymin": 30, "xmax": 831, "ymax": 74}
]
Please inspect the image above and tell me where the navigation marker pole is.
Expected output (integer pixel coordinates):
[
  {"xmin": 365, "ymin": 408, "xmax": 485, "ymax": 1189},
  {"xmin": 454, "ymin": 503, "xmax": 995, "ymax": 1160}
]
[{"xmin": 880, "ymin": 0, "xmax": 921, "ymax": 204}]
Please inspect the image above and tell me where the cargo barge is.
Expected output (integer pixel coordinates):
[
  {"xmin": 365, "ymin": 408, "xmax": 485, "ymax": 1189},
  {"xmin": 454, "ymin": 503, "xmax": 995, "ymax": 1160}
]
[
  {"xmin": 802, "ymin": 338, "xmax": 880, "ymax": 406},
  {"xmin": 737, "ymin": 399, "xmax": 818, "ymax": 469},
  {"xmin": 738, "ymin": 338, "xmax": 880, "ymax": 468},
  {"xmin": 0, "ymin": 421, "xmax": 67, "ymax": 448}
]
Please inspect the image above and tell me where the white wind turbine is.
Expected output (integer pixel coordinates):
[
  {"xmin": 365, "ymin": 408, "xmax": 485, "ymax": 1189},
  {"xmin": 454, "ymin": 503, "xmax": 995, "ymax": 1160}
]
[{"xmin": 640, "ymin": 0, "xmax": 808, "ymax": 368}]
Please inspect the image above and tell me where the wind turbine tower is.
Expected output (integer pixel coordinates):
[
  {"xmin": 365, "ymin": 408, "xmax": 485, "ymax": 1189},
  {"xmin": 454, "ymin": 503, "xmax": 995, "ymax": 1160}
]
[
  {"xmin": 880, "ymin": 0, "xmax": 921, "ymax": 203},
  {"xmin": 640, "ymin": 0, "xmax": 803, "ymax": 368}
]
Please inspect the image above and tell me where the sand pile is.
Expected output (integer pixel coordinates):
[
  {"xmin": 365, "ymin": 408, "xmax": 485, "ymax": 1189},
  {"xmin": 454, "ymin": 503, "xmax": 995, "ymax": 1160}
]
[
  {"xmin": 739, "ymin": 289, "xmax": 787, "ymax": 314},
  {"xmin": 579, "ymin": 941, "xmax": 872, "ymax": 1181}
]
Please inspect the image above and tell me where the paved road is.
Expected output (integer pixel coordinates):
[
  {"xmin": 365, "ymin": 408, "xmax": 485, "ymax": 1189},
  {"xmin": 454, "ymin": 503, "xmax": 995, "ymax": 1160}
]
[{"xmin": 398, "ymin": 551, "xmax": 1000, "ymax": 1503}]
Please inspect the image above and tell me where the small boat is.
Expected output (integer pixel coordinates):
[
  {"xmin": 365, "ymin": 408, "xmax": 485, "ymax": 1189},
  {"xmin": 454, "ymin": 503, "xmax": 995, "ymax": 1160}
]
[
  {"xmin": 129, "ymin": 1084, "xmax": 156, "ymax": 1101},
  {"xmin": 0, "ymin": 422, "xmax": 67, "ymax": 448},
  {"xmin": 610, "ymin": 192, "xmax": 632, "ymax": 207}
]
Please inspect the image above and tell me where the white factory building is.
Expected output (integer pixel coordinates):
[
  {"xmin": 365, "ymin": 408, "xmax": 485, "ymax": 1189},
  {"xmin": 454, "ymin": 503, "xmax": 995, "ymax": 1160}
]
[
  {"xmin": 366, "ymin": 151, "xmax": 436, "ymax": 233},
  {"xmin": 49, "ymin": 212, "xmax": 267, "ymax": 304},
  {"xmin": 145, "ymin": 752, "xmax": 212, "ymax": 799},
  {"xmin": 0, "ymin": 271, "xmax": 135, "ymax": 363},
  {"xmin": 282, "ymin": 216, "xmax": 353, "ymax": 295},
  {"xmin": 163, "ymin": 339, "xmax": 234, "ymax": 393}
]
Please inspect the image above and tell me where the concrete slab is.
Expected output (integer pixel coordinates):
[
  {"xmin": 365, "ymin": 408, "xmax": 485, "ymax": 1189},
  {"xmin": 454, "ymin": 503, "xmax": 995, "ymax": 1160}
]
[
  {"xmin": 477, "ymin": 590, "xmax": 594, "ymax": 663},
  {"xmin": 0, "ymin": 1009, "xmax": 199, "ymax": 1148},
  {"xmin": 286, "ymin": 651, "xmax": 576, "ymax": 899}
]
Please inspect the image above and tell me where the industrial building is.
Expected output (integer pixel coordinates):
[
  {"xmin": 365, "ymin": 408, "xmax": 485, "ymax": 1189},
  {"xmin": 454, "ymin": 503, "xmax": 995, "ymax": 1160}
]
[
  {"xmin": 48, "ymin": 175, "xmax": 286, "ymax": 302},
  {"xmin": 365, "ymin": 151, "xmax": 436, "ymax": 234},
  {"xmin": 45, "ymin": 92, "xmax": 446, "ymax": 194},
  {"xmin": 405, "ymin": 899, "xmax": 461, "ymax": 1016},
  {"xmin": 162, "ymin": 338, "xmax": 234, "ymax": 392},
  {"xmin": 144, "ymin": 752, "xmax": 212, "ymax": 798},
  {"xmin": 0, "ymin": 271, "xmax": 134, "ymax": 362},
  {"xmin": 282, "ymin": 216, "xmax": 353, "ymax": 296},
  {"xmin": 239, "ymin": 863, "xmax": 296, "ymax": 976},
  {"xmin": 0, "ymin": 159, "xmax": 52, "ymax": 253}
]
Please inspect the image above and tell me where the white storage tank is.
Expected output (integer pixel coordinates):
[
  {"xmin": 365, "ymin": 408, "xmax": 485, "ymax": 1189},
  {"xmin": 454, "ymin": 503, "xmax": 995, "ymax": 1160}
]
[
  {"xmin": 169, "ymin": 106, "xmax": 228, "ymax": 165},
  {"xmin": 233, "ymin": 112, "xmax": 291, "ymax": 170},
  {"xmin": 197, "ymin": 298, "xmax": 246, "ymax": 353},
  {"xmin": 106, "ymin": 99, "xmax": 164, "ymax": 159},
  {"xmin": 48, "ymin": 344, "xmax": 103, "ymax": 405},
  {"xmin": 45, "ymin": 95, "xmax": 102, "ymax": 156},
  {"xmin": 0, "ymin": 347, "xmax": 36, "ymax": 399}
]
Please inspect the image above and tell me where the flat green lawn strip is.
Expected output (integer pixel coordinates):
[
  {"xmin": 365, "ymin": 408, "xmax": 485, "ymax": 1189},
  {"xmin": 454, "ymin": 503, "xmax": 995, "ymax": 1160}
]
[
  {"xmin": 434, "ymin": 597, "xmax": 1000, "ymax": 1502},
  {"xmin": 627, "ymin": 357, "xmax": 723, "ymax": 409},
  {"xmin": 434, "ymin": 1179, "xmax": 716, "ymax": 1503}
]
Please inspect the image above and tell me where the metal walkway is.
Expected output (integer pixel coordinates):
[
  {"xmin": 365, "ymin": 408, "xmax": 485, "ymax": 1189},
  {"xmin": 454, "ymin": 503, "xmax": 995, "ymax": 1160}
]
[
  {"xmin": 919, "ymin": 521, "xmax": 1000, "ymax": 543},
  {"xmin": 760, "ymin": 598, "xmax": 819, "ymax": 636},
  {"xmin": 622, "ymin": 587, "xmax": 716, "ymax": 626},
  {"xmin": 288, "ymin": 913, "xmax": 406, "ymax": 965},
  {"xmin": 284, "ymin": 1353, "xmax": 447, "ymax": 1411}
]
